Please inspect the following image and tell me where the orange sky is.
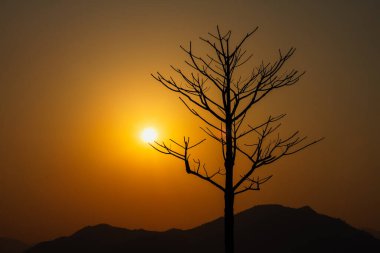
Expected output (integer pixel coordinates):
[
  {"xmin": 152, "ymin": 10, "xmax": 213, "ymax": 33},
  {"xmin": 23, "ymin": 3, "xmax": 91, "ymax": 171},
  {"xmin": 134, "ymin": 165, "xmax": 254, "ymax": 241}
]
[{"xmin": 1, "ymin": 0, "xmax": 379, "ymax": 243}]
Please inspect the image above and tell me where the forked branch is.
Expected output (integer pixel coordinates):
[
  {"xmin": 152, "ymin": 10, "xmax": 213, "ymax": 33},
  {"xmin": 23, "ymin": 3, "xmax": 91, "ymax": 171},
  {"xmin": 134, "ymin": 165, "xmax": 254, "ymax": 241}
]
[
  {"xmin": 235, "ymin": 175, "xmax": 273, "ymax": 195},
  {"xmin": 150, "ymin": 138, "xmax": 225, "ymax": 191},
  {"xmin": 233, "ymin": 118, "xmax": 324, "ymax": 192}
]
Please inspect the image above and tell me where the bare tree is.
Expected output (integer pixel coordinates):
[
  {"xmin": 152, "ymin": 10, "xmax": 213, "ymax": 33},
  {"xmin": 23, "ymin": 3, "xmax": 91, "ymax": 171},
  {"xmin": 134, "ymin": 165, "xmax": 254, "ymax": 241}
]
[{"xmin": 151, "ymin": 26, "xmax": 322, "ymax": 253}]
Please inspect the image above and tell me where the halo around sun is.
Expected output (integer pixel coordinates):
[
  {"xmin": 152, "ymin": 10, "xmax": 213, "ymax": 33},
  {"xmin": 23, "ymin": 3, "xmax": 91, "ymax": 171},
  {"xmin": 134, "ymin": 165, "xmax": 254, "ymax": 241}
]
[{"xmin": 140, "ymin": 127, "xmax": 158, "ymax": 143}]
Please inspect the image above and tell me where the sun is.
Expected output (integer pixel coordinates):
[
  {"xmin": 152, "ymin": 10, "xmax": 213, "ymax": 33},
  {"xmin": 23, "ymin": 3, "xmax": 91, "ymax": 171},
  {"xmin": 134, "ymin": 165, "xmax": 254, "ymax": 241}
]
[{"xmin": 140, "ymin": 127, "xmax": 158, "ymax": 143}]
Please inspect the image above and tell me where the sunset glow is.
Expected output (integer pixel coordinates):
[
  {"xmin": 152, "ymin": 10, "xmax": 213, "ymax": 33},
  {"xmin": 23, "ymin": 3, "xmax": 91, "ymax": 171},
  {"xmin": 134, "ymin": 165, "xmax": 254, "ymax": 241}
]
[
  {"xmin": 0, "ymin": 0, "xmax": 379, "ymax": 246},
  {"xmin": 140, "ymin": 127, "xmax": 158, "ymax": 143}
]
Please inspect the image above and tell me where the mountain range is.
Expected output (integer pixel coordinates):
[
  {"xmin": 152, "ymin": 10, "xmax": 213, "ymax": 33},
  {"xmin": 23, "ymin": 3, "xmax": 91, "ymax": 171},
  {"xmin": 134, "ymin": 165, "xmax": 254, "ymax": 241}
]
[
  {"xmin": 0, "ymin": 237, "xmax": 29, "ymax": 253},
  {"xmin": 16, "ymin": 204, "xmax": 380, "ymax": 252}
]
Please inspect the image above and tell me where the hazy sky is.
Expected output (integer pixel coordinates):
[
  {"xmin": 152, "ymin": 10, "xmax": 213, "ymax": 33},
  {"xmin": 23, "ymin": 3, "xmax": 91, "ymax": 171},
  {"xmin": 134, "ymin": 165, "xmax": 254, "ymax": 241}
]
[{"xmin": 1, "ymin": 0, "xmax": 379, "ymax": 243}]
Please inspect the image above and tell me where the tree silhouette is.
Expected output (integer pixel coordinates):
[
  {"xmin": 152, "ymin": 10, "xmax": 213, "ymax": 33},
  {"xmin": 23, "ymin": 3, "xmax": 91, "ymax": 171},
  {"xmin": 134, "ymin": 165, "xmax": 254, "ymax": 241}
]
[{"xmin": 151, "ymin": 26, "xmax": 322, "ymax": 253}]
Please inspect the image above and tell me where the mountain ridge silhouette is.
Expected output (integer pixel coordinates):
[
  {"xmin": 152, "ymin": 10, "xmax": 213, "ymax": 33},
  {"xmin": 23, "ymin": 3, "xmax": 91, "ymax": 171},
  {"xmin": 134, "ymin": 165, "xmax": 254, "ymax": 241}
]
[
  {"xmin": 25, "ymin": 204, "xmax": 380, "ymax": 253},
  {"xmin": 0, "ymin": 237, "xmax": 29, "ymax": 253}
]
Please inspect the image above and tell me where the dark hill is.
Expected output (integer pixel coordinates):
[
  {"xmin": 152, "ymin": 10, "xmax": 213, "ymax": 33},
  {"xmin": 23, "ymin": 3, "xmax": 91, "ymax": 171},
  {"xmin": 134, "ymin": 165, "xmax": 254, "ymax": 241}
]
[
  {"xmin": 0, "ymin": 237, "xmax": 29, "ymax": 253},
  {"xmin": 25, "ymin": 204, "xmax": 380, "ymax": 253},
  {"xmin": 364, "ymin": 228, "xmax": 380, "ymax": 240}
]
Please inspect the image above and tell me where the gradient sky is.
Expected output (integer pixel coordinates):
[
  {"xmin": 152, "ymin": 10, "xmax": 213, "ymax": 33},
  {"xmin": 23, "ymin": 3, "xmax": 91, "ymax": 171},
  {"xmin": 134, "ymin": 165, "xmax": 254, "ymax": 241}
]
[{"xmin": 1, "ymin": 0, "xmax": 379, "ymax": 243}]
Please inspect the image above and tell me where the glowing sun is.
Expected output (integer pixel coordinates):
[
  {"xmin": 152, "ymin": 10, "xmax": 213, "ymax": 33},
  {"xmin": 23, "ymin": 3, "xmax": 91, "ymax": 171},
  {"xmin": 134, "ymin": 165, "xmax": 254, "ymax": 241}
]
[{"xmin": 140, "ymin": 127, "xmax": 158, "ymax": 143}]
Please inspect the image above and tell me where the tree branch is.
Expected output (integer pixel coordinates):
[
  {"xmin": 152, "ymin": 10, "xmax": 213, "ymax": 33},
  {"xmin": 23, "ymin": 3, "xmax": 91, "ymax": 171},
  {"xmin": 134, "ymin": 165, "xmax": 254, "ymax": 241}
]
[{"xmin": 150, "ymin": 138, "xmax": 225, "ymax": 191}]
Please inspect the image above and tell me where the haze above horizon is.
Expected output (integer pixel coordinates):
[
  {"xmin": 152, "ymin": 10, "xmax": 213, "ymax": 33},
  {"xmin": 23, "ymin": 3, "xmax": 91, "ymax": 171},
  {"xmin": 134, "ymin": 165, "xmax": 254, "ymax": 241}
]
[{"xmin": 0, "ymin": 0, "xmax": 379, "ymax": 243}]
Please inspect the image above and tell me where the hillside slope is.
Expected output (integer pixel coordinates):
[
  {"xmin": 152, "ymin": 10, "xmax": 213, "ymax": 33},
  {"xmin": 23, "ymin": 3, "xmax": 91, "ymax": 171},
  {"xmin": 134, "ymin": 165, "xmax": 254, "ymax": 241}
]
[{"xmin": 26, "ymin": 204, "xmax": 380, "ymax": 253}]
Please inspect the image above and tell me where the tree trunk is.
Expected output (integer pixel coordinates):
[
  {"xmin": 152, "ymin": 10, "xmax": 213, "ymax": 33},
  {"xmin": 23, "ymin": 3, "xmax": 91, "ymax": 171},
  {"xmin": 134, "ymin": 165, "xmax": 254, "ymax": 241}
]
[
  {"xmin": 225, "ymin": 63, "xmax": 234, "ymax": 253},
  {"xmin": 224, "ymin": 187, "xmax": 235, "ymax": 253}
]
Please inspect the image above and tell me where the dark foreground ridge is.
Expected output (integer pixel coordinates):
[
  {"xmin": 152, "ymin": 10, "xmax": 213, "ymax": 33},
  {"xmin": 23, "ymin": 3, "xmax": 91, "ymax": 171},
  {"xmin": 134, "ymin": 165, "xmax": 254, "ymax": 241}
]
[
  {"xmin": 25, "ymin": 204, "xmax": 380, "ymax": 253},
  {"xmin": 0, "ymin": 237, "xmax": 29, "ymax": 253}
]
